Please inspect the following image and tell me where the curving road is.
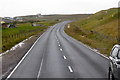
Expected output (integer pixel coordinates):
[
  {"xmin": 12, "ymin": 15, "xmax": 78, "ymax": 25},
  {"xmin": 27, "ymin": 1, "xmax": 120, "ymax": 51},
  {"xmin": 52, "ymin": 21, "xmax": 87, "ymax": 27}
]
[{"xmin": 6, "ymin": 21, "xmax": 109, "ymax": 79}]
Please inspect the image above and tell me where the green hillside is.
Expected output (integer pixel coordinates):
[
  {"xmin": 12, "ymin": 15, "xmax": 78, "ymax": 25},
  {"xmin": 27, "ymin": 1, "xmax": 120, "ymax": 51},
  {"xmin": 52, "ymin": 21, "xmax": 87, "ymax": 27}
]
[{"xmin": 65, "ymin": 8, "xmax": 119, "ymax": 56}]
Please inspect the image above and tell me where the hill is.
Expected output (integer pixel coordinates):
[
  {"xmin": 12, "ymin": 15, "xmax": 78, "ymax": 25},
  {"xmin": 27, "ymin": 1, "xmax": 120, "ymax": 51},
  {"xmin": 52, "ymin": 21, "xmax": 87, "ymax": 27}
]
[
  {"xmin": 65, "ymin": 8, "xmax": 119, "ymax": 56},
  {"xmin": 16, "ymin": 14, "xmax": 91, "ymax": 21}
]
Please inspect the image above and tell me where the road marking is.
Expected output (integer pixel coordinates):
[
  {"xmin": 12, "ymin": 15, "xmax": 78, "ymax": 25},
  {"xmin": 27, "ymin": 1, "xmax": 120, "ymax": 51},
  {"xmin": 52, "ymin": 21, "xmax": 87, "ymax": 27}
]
[
  {"xmin": 59, "ymin": 44, "xmax": 60, "ymax": 47},
  {"xmin": 63, "ymin": 56, "xmax": 67, "ymax": 59},
  {"xmin": 6, "ymin": 31, "xmax": 46, "ymax": 79},
  {"xmin": 55, "ymin": 36, "xmax": 58, "ymax": 40},
  {"xmin": 37, "ymin": 58, "xmax": 44, "ymax": 79},
  {"xmin": 60, "ymin": 48, "xmax": 62, "ymax": 51},
  {"xmin": 68, "ymin": 66, "xmax": 73, "ymax": 73},
  {"xmin": 57, "ymin": 29, "xmax": 59, "ymax": 32},
  {"xmin": 76, "ymin": 40, "xmax": 109, "ymax": 59},
  {"xmin": 63, "ymin": 29, "xmax": 109, "ymax": 59}
]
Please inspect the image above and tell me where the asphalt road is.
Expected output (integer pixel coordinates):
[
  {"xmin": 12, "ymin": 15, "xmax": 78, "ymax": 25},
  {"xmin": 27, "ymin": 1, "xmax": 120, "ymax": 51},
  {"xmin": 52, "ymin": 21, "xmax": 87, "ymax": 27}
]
[{"xmin": 6, "ymin": 21, "xmax": 109, "ymax": 79}]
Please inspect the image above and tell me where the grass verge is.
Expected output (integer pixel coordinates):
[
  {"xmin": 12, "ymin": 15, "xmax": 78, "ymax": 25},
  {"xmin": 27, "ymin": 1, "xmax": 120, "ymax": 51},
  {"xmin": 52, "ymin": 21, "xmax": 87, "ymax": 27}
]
[
  {"xmin": 65, "ymin": 8, "xmax": 119, "ymax": 56},
  {"xmin": 2, "ymin": 21, "xmax": 59, "ymax": 53}
]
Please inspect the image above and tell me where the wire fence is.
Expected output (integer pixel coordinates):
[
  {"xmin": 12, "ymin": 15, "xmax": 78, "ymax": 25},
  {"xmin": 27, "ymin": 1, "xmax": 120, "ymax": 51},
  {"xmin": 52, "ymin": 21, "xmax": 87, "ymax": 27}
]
[
  {"xmin": 72, "ymin": 23, "xmax": 117, "ymax": 41},
  {"xmin": 2, "ymin": 27, "xmax": 45, "ymax": 44}
]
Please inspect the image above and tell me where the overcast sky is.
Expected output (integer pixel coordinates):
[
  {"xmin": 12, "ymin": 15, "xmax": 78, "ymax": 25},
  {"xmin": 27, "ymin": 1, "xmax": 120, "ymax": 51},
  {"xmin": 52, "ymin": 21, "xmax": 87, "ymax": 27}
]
[{"xmin": 0, "ymin": 0, "xmax": 119, "ymax": 17}]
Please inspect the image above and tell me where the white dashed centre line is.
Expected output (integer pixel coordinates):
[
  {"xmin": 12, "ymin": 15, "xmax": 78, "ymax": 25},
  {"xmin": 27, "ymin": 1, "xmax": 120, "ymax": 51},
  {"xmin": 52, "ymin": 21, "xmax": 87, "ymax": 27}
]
[
  {"xmin": 37, "ymin": 58, "xmax": 44, "ymax": 79},
  {"xmin": 63, "ymin": 56, "xmax": 67, "ymax": 59},
  {"xmin": 60, "ymin": 48, "xmax": 62, "ymax": 51},
  {"xmin": 68, "ymin": 66, "xmax": 73, "ymax": 73},
  {"xmin": 59, "ymin": 44, "xmax": 60, "ymax": 47}
]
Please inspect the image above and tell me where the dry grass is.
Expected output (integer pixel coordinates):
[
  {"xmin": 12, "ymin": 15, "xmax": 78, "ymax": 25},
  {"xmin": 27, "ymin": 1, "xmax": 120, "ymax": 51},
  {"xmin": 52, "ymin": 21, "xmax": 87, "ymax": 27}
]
[{"xmin": 65, "ymin": 8, "xmax": 119, "ymax": 56}]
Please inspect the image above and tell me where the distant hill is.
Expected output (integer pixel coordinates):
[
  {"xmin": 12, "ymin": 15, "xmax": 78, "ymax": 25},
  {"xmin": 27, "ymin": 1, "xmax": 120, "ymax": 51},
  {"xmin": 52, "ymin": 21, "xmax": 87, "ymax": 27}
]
[{"xmin": 15, "ymin": 14, "xmax": 92, "ymax": 21}]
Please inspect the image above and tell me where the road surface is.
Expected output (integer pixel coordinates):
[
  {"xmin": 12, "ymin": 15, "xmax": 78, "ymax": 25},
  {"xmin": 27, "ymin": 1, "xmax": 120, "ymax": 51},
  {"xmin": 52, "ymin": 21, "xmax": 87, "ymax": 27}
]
[{"xmin": 6, "ymin": 21, "xmax": 109, "ymax": 79}]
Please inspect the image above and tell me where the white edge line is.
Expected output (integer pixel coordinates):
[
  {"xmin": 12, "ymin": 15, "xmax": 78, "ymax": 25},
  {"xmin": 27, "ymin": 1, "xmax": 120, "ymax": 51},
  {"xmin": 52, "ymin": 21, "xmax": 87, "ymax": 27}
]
[
  {"xmin": 7, "ymin": 32, "xmax": 46, "ymax": 79},
  {"xmin": 63, "ymin": 29, "xmax": 109, "ymax": 60},
  {"xmin": 37, "ymin": 58, "xmax": 44, "ymax": 79},
  {"xmin": 55, "ymin": 36, "xmax": 58, "ymax": 40},
  {"xmin": 71, "ymin": 38, "xmax": 109, "ymax": 59},
  {"xmin": 80, "ymin": 42, "xmax": 109, "ymax": 59},
  {"xmin": 68, "ymin": 66, "xmax": 73, "ymax": 73},
  {"xmin": 63, "ymin": 56, "xmax": 67, "ymax": 59}
]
